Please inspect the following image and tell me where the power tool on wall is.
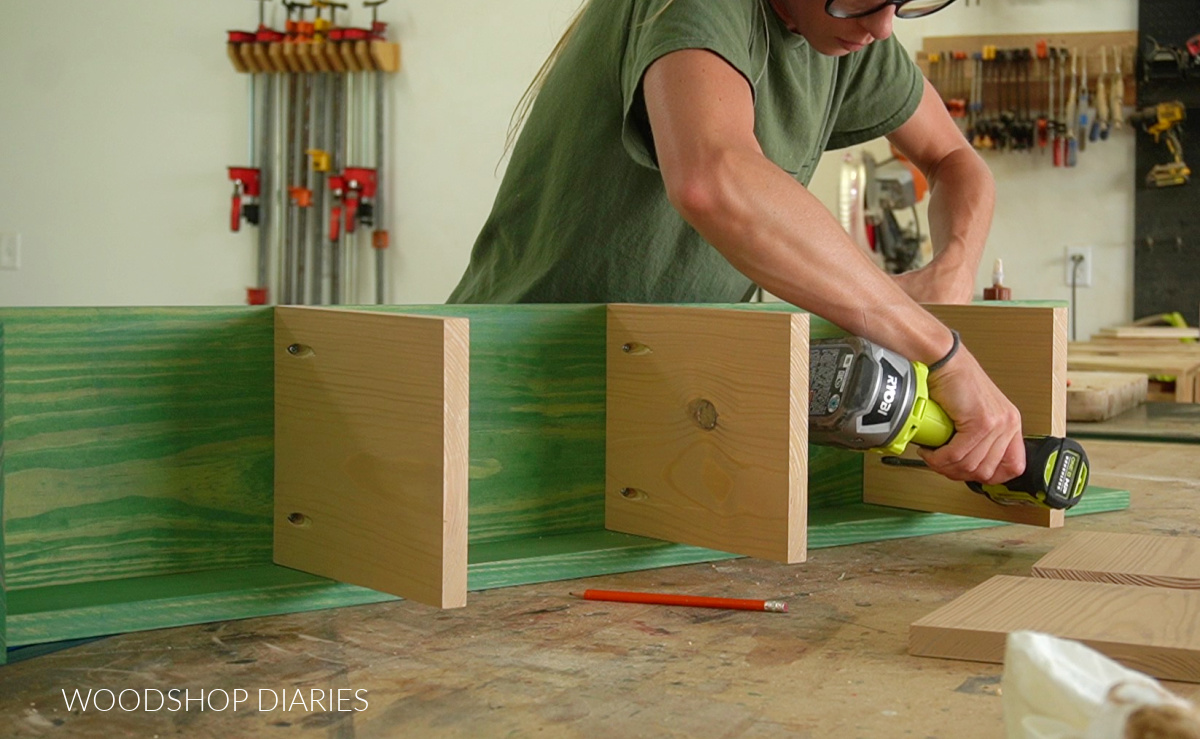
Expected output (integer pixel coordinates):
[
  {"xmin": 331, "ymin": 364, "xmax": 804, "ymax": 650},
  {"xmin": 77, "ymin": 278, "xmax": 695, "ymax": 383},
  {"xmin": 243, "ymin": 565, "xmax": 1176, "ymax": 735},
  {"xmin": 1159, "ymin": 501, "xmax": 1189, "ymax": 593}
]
[
  {"xmin": 808, "ymin": 336, "xmax": 1089, "ymax": 510},
  {"xmin": 1129, "ymin": 100, "xmax": 1191, "ymax": 188}
]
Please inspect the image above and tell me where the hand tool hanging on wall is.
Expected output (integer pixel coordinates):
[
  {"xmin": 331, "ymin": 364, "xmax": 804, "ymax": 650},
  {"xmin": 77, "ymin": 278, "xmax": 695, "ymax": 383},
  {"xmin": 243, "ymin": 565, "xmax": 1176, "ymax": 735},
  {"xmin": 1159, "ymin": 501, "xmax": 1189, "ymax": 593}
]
[
  {"xmin": 1065, "ymin": 49, "xmax": 1078, "ymax": 167},
  {"xmin": 1094, "ymin": 47, "xmax": 1109, "ymax": 142},
  {"xmin": 227, "ymin": 0, "xmax": 277, "ymax": 306},
  {"xmin": 1110, "ymin": 46, "xmax": 1125, "ymax": 132},
  {"xmin": 1077, "ymin": 52, "xmax": 1090, "ymax": 153},
  {"xmin": 366, "ymin": 0, "xmax": 391, "ymax": 304},
  {"xmin": 1035, "ymin": 41, "xmax": 1049, "ymax": 150}
]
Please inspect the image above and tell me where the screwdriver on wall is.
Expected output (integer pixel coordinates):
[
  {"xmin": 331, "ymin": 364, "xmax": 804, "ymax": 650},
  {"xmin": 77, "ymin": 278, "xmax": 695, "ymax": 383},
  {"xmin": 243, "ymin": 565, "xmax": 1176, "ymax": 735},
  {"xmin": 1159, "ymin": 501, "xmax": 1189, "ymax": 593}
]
[{"xmin": 1094, "ymin": 46, "xmax": 1109, "ymax": 141}]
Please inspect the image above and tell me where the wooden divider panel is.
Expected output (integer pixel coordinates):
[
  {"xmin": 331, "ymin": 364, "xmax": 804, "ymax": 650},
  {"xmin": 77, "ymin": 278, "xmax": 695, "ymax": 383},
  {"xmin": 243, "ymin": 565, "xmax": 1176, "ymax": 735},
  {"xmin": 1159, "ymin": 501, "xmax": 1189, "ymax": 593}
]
[
  {"xmin": 274, "ymin": 307, "xmax": 469, "ymax": 608},
  {"xmin": 863, "ymin": 305, "xmax": 1068, "ymax": 527},
  {"xmin": 1033, "ymin": 531, "xmax": 1200, "ymax": 588},
  {"xmin": 910, "ymin": 575, "xmax": 1200, "ymax": 683},
  {"xmin": 606, "ymin": 305, "xmax": 808, "ymax": 563}
]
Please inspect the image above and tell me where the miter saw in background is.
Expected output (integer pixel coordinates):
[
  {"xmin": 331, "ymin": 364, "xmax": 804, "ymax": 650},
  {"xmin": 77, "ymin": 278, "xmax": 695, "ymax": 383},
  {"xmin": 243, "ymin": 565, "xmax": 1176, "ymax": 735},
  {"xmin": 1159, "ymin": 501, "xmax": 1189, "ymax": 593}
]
[{"xmin": 838, "ymin": 148, "xmax": 930, "ymax": 274}]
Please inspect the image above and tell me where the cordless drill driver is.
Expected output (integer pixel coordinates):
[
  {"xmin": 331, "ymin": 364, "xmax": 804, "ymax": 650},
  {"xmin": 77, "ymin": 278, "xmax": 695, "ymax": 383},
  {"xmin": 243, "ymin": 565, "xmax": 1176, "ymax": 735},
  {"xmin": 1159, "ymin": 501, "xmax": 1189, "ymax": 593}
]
[{"xmin": 808, "ymin": 336, "xmax": 1089, "ymax": 510}]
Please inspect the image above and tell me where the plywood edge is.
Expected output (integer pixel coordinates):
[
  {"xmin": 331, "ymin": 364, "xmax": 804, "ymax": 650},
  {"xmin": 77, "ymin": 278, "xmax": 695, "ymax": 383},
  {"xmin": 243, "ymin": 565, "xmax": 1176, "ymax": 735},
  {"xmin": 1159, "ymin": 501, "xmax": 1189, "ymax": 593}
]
[
  {"xmin": 605, "ymin": 305, "xmax": 808, "ymax": 563},
  {"xmin": 440, "ymin": 317, "xmax": 470, "ymax": 608},
  {"xmin": 273, "ymin": 306, "xmax": 469, "ymax": 609},
  {"xmin": 787, "ymin": 312, "xmax": 810, "ymax": 563}
]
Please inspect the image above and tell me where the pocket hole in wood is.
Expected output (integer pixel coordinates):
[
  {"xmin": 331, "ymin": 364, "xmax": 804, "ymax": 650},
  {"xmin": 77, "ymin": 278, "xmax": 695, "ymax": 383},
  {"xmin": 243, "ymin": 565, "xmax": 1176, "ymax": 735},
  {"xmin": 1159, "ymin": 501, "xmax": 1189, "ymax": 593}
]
[
  {"xmin": 621, "ymin": 342, "xmax": 652, "ymax": 356},
  {"xmin": 619, "ymin": 487, "xmax": 647, "ymax": 501},
  {"xmin": 287, "ymin": 512, "xmax": 312, "ymax": 527},
  {"xmin": 286, "ymin": 343, "xmax": 315, "ymax": 358}
]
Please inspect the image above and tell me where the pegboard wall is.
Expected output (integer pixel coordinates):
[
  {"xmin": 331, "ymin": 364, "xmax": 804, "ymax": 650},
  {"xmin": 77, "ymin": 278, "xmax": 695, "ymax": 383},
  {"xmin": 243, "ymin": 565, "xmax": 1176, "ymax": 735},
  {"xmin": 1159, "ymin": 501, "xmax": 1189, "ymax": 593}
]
[{"xmin": 1134, "ymin": 0, "xmax": 1200, "ymax": 325}]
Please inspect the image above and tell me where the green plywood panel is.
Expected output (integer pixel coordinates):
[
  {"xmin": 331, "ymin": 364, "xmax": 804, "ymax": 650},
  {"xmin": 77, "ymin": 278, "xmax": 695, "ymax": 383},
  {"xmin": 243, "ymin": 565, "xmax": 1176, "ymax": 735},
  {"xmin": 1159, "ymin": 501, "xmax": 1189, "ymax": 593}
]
[
  {"xmin": 1, "ymin": 322, "xmax": 7, "ymax": 658},
  {"xmin": 1, "ymin": 308, "xmax": 276, "ymax": 591}
]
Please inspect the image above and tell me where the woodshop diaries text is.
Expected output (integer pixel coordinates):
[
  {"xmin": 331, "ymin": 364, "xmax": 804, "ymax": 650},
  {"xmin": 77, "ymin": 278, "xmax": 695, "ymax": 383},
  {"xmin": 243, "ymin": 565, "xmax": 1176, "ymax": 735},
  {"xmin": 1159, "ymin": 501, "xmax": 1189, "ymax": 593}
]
[{"xmin": 60, "ymin": 688, "xmax": 369, "ymax": 713}]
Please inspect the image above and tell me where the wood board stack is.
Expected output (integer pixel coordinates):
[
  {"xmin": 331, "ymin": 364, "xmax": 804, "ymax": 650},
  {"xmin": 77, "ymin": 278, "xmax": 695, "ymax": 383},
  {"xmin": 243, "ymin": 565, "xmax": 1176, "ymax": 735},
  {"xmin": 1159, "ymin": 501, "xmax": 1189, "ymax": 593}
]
[
  {"xmin": 910, "ymin": 531, "xmax": 1200, "ymax": 682},
  {"xmin": 1069, "ymin": 326, "xmax": 1200, "ymax": 403}
]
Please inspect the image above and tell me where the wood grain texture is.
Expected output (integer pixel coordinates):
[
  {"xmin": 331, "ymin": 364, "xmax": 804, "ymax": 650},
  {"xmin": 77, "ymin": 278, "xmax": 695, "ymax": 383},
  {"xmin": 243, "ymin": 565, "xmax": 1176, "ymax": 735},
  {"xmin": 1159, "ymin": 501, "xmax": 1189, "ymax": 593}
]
[
  {"xmin": 910, "ymin": 574, "xmax": 1200, "ymax": 683},
  {"xmin": 864, "ymin": 304, "xmax": 1068, "ymax": 526},
  {"xmin": 1, "ymin": 323, "xmax": 6, "ymax": 658},
  {"xmin": 370, "ymin": 41, "xmax": 400, "ymax": 72},
  {"xmin": 606, "ymin": 305, "xmax": 808, "ymax": 563},
  {"xmin": 274, "ymin": 307, "xmax": 469, "ymax": 609},
  {"xmin": 1067, "ymin": 371, "xmax": 1148, "ymax": 422},
  {"xmin": 1032, "ymin": 531, "xmax": 1200, "ymax": 588},
  {"xmin": 0, "ymin": 308, "xmax": 276, "ymax": 591}
]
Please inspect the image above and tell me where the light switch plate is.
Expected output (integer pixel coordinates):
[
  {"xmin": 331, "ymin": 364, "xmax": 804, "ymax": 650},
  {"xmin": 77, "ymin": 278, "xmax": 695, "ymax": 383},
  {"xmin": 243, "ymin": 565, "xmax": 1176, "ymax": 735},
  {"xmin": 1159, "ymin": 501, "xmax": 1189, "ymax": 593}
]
[{"xmin": 0, "ymin": 233, "xmax": 21, "ymax": 270}]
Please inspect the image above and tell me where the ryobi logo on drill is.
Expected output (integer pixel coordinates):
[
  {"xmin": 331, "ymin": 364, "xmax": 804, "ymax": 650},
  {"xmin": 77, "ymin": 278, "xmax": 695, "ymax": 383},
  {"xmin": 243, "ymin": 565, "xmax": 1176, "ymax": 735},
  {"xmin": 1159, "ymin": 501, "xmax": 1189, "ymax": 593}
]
[{"xmin": 863, "ymin": 358, "xmax": 905, "ymax": 427}]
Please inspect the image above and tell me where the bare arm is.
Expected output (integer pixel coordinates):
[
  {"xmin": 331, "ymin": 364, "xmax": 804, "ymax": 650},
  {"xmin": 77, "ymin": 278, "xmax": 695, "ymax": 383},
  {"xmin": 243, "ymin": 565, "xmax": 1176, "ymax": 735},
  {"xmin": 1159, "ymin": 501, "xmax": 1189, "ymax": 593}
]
[
  {"xmin": 644, "ymin": 49, "xmax": 952, "ymax": 365},
  {"xmin": 643, "ymin": 50, "xmax": 1023, "ymax": 485},
  {"xmin": 886, "ymin": 78, "xmax": 996, "ymax": 304}
]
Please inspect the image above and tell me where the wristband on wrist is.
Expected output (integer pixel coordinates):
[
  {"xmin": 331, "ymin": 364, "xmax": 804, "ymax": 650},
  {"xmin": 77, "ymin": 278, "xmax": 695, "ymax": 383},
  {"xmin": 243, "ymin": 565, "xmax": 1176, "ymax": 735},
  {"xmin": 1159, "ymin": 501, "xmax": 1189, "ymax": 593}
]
[{"xmin": 927, "ymin": 329, "xmax": 960, "ymax": 374}]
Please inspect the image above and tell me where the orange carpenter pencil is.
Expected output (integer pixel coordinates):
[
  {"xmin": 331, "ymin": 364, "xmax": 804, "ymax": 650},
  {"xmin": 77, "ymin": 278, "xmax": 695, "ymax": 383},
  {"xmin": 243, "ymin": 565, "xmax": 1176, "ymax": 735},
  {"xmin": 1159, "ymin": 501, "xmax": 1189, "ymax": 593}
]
[{"xmin": 571, "ymin": 589, "xmax": 787, "ymax": 613}]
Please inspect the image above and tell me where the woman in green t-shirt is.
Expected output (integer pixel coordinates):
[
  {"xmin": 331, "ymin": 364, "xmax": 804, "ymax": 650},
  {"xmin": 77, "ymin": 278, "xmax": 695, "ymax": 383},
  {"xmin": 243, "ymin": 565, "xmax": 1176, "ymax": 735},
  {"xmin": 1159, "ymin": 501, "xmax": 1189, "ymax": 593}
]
[{"xmin": 451, "ymin": 0, "xmax": 1028, "ymax": 488}]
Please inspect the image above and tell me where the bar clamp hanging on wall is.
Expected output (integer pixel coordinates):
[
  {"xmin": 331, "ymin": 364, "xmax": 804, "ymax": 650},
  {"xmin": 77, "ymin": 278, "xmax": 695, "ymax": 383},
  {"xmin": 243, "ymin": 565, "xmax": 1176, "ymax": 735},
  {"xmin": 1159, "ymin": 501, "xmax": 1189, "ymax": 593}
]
[{"xmin": 224, "ymin": 0, "xmax": 401, "ymax": 308}]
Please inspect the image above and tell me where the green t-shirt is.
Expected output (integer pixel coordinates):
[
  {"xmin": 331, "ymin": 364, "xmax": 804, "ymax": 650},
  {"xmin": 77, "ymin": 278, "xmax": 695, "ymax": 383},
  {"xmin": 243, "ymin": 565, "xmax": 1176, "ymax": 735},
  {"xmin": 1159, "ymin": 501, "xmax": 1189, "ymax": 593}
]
[{"xmin": 448, "ymin": 0, "xmax": 923, "ymax": 304}]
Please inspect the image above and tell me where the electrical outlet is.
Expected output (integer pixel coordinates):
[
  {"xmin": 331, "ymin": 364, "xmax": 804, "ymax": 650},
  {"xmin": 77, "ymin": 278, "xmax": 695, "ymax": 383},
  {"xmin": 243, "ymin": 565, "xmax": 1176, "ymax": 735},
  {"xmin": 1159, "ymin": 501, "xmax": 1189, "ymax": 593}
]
[
  {"xmin": 0, "ymin": 233, "xmax": 20, "ymax": 271},
  {"xmin": 1064, "ymin": 246, "xmax": 1092, "ymax": 287}
]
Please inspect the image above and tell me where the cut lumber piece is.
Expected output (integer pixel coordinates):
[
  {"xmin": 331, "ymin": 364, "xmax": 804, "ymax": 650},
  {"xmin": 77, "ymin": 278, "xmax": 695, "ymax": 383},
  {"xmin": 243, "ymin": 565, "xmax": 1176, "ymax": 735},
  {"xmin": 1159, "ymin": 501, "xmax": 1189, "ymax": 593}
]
[
  {"xmin": 1067, "ymin": 352, "xmax": 1200, "ymax": 403},
  {"xmin": 1096, "ymin": 326, "xmax": 1200, "ymax": 340},
  {"xmin": 606, "ymin": 305, "xmax": 808, "ymax": 564},
  {"xmin": 1032, "ymin": 531, "xmax": 1200, "ymax": 588},
  {"xmin": 1066, "ymin": 371, "xmax": 1148, "ymax": 422},
  {"xmin": 863, "ymin": 305, "xmax": 1068, "ymax": 526},
  {"xmin": 274, "ymin": 307, "xmax": 470, "ymax": 609},
  {"xmin": 910, "ymin": 575, "xmax": 1200, "ymax": 683}
]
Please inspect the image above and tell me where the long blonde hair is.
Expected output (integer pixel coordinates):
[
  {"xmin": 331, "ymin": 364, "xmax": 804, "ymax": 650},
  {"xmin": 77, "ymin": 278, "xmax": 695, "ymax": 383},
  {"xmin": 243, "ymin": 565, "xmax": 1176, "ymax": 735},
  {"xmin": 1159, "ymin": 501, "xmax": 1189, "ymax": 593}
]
[{"xmin": 503, "ymin": 0, "xmax": 679, "ymax": 158}]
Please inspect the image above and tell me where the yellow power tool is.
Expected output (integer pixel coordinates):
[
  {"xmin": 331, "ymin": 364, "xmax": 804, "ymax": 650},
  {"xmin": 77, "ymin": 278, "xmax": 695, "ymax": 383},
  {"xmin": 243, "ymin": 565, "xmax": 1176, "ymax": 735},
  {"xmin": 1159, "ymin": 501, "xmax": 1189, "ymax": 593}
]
[{"xmin": 808, "ymin": 336, "xmax": 1089, "ymax": 510}]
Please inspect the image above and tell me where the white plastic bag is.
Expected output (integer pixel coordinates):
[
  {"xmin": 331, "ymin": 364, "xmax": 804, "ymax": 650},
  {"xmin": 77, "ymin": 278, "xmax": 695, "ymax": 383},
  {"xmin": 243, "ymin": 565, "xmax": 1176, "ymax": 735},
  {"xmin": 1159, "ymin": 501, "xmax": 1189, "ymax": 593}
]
[{"xmin": 1002, "ymin": 631, "xmax": 1200, "ymax": 739}]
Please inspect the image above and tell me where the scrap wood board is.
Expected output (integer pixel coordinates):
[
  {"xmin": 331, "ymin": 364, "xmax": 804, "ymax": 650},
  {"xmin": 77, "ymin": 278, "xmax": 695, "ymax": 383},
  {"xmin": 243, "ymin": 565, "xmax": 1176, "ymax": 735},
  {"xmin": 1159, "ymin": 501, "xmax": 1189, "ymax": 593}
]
[
  {"xmin": 909, "ymin": 575, "xmax": 1200, "ymax": 683},
  {"xmin": 1066, "ymin": 371, "xmax": 1148, "ymax": 422},
  {"xmin": 1032, "ymin": 531, "xmax": 1200, "ymax": 588}
]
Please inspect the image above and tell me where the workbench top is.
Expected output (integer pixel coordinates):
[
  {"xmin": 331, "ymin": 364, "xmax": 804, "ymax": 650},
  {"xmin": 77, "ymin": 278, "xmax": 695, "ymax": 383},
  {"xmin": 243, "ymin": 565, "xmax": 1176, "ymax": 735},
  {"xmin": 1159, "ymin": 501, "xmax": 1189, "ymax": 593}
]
[{"xmin": 1, "ymin": 439, "xmax": 1195, "ymax": 738}]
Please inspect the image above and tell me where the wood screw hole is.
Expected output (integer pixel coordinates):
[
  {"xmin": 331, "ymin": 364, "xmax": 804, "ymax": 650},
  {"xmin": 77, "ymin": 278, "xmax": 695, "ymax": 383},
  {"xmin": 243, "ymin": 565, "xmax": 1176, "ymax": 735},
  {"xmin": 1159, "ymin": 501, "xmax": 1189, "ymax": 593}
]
[
  {"xmin": 287, "ymin": 512, "xmax": 312, "ymax": 527},
  {"xmin": 619, "ymin": 487, "xmax": 647, "ymax": 501},
  {"xmin": 621, "ymin": 342, "xmax": 652, "ymax": 356},
  {"xmin": 286, "ymin": 343, "xmax": 315, "ymax": 358}
]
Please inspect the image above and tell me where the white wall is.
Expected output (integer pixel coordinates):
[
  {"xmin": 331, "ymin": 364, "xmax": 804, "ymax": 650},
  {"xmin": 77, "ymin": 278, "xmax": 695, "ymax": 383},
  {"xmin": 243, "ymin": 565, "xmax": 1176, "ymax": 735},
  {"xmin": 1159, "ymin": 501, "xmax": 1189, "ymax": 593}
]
[{"xmin": 0, "ymin": 0, "xmax": 1137, "ymax": 339}]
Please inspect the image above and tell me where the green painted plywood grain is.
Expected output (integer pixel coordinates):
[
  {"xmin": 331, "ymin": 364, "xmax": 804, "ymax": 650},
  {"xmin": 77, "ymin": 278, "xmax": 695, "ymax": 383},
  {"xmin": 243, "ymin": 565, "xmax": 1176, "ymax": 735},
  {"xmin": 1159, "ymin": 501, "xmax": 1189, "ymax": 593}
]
[
  {"xmin": 0, "ymin": 308, "xmax": 275, "ymax": 592},
  {"xmin": 5, "ymin": 485, "xmax": 1129, "ymax": 649},
  {"xmin": 1, "ymin": 323, "xmax": 7, "ymax": 658}
]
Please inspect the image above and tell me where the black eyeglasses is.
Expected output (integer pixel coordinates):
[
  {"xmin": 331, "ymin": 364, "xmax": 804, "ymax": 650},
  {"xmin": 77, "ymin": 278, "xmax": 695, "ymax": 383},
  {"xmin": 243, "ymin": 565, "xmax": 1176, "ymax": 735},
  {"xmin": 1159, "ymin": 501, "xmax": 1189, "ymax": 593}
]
[{"xmin": 825, "ymin": 0, "xmax": 960, "ymax": 19}]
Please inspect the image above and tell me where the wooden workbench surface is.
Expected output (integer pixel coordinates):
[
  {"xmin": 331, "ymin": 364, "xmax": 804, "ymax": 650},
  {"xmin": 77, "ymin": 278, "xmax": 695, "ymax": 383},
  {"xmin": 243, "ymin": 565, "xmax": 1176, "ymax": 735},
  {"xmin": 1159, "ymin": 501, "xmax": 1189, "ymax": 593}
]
[{"xmin": 2, "ymin": 439, "xmax": 1197, "ymax": 738}]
